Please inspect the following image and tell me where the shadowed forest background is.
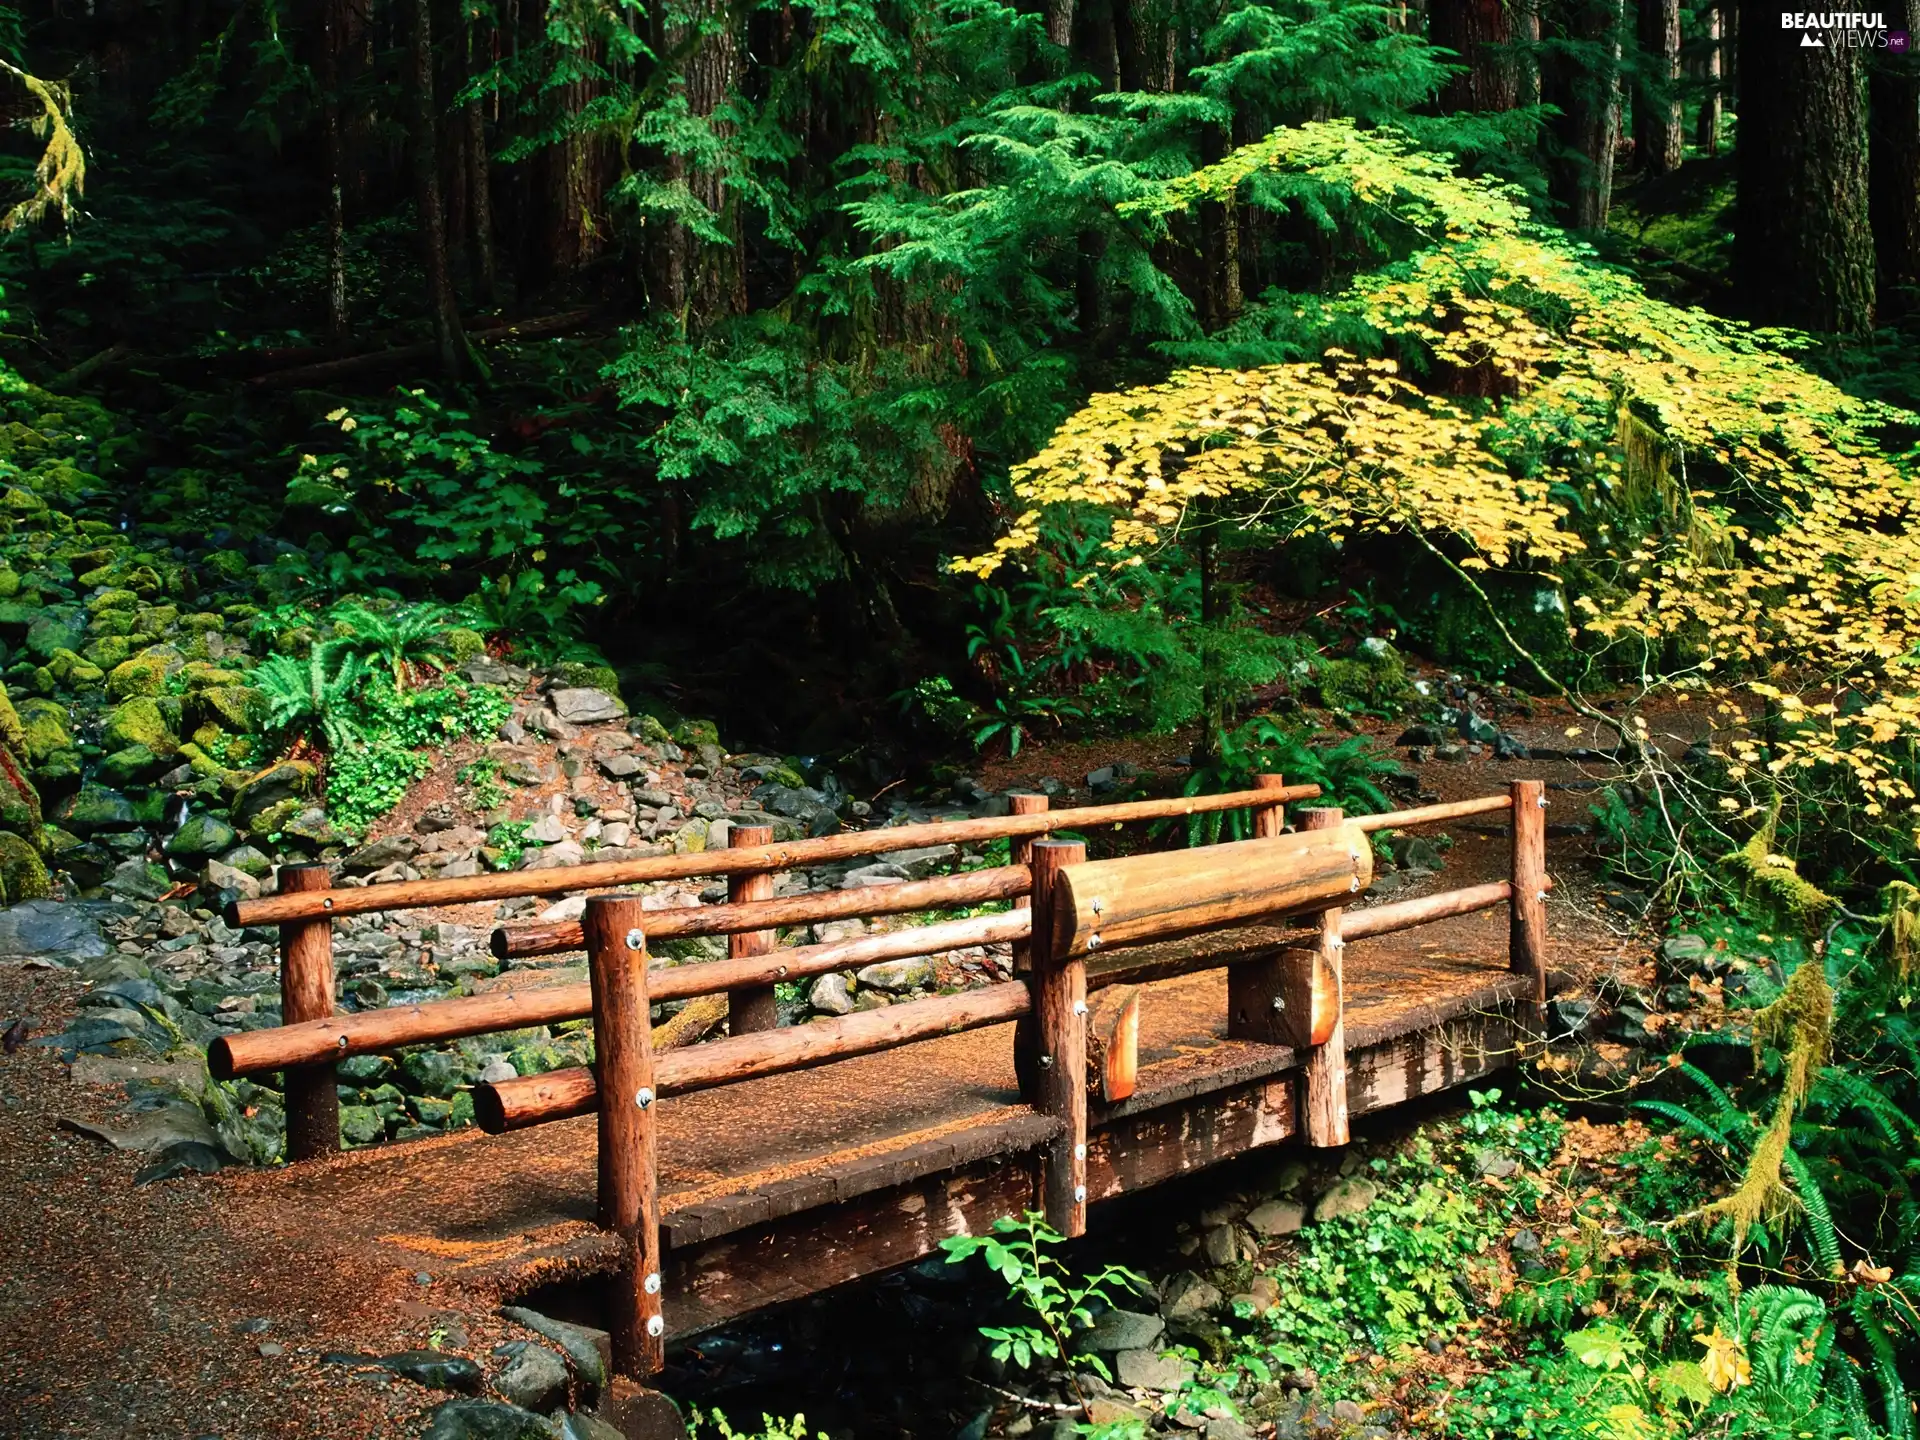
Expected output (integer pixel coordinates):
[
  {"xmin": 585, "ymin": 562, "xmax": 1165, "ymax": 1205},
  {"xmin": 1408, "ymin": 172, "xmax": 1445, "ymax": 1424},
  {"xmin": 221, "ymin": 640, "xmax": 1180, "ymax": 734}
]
[{"xmin": 3, "ymin": 0, "xmax": 1920, "ymax": 1437}]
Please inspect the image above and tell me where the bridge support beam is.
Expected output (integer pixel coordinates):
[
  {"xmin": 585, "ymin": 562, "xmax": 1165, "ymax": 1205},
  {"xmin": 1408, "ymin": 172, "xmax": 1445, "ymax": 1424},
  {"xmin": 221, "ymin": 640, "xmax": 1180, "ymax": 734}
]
[
  {"xmin": 1296, "ymin": 808, "xmax": 1350, "ymax": 1147},
  {"xmin": 1227, "ymin": 773, "xmax": 1291, "ymax": 1044},
  {"xmin": 588, "ymin": 895, "xmax": 664, "ymax": 1376},
  {"xmin": 277, "ymin": 863, "xmax": 340, "ymax": 1161},
  {"xmin": 725, "ymin": 824, "xmax": 778, "ymax": 1034},
  {"xmin": 1027, "ymin": 838, "xmax": 1088, "ymax": 1236}
]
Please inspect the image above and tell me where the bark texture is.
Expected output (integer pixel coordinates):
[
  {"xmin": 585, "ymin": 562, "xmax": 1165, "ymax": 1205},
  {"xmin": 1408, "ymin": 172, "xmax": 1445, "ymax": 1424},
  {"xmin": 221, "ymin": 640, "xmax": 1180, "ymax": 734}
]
[
  {"xmin": 1634, "ymin": 0, "xmax": 1681, "ymax": 173},
  {"xmin": 1543, "ymin": 0, "xmax": 1625, "ymax": 230},
  {"xmin": 1736, "ymin": 13, "xmax": 1876, "ymax": 334},
  {"xmin": 1430, "ymin": 0, "xmax": 1518, "ymax": 112}
]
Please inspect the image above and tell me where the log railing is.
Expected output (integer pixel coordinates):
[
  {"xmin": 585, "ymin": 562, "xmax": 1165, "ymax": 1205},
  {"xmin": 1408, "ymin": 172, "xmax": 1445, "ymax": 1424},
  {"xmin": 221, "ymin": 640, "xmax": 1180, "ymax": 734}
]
[{"xmin": 215, "ymin": 780, "xmax": 1325, "ymax": 1149}]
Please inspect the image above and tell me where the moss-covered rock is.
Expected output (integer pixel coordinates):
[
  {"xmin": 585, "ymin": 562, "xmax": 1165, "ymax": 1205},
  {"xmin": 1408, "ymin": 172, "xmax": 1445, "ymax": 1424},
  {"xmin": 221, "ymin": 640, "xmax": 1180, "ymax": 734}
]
[
  {"xmin": 445, "ymin": 628, "xmax": 487, "ymax": 664},
  {"xmin": 105, "ymin": 696, "xmax": 179, "ymax": 755},
  {"xmin": 86, "ymin": 608, "xmax": 136, "ymax": 639},
  {"xmin": 99, "ymin": 744, "xmax": 171, "ymax": 787},
  {"xmin": 80, "ymin": 635, "xmax": 134, "ymax": 670},
  {"xmin": 177, "ymin": 612, "xmax": 225, "ymax": 635},
  {"xmin": 0, "ymin": 569, "xmax": 19, "ymax": 599},
  {"xmin": 232, "ymin": 759, "xmax": 317, "ymax": 831},
  {"xmin": 166, "ymin": 812, "xmax": 238, "ymax": 858},
  {"xmin": 56, "ymin": 787, "xmax": 136, "ymax": 833},
  {"xmin": 0, "ymin": 687, "xmax": 24, "ymax": 754},
  {"xmin": 107, "ymin": 655, "xmax": 168, "ymax": 700},
  {"xmin": 26, "ymin": 613, "xmax": 85, "ymax": 661},
  {"xmin": 45, "ymin": 649, "xmax": 105, "ymax": 687},
  {"xmin": 84, "ymin": 587, "xmax": 139, "ymax": 615},
  {"xmin": 16, "ymin": 698, "xmax": 74, "ymax": 763},
  {"xmin": 0, "ymin": 742, "xmax": 41, "ymax": 834},
  {"xmin": 556, "ymin": 661, "xmax": 621, "ymax": 694},
  {"xmin": 203, "ymin": 549, "xmax": 250, "ymax": 582},
  {"xmin": 199, "ymin": 685, "xmax": 266, "ymax": 732},
  {"xmin": 0, "ymin": 831, "xmax": 50, "ymax": 902}
]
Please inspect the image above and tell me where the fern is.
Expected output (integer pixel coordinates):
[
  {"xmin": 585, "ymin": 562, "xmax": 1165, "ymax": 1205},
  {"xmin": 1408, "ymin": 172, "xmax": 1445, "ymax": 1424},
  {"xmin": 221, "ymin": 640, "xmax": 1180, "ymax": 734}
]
[
  {"xmin": 253, "ymin": 645, "xmax": 371, "ymax": 752},
  {"xmin": 327, "ymin": 602, "xmax": 460, "ymax": 690}
]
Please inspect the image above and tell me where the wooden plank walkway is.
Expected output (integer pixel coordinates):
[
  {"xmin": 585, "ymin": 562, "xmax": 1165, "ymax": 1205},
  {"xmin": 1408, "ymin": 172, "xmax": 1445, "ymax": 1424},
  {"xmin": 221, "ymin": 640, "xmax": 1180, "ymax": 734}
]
[{"xmin": 215, "ymin": 907, "xmax": 1531, "ymax": 1343}]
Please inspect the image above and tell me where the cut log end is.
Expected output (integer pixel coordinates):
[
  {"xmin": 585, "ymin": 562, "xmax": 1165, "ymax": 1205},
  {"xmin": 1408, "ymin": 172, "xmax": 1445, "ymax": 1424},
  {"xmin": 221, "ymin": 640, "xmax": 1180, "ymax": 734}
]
[{"xmin": 1087, "ymin": 985, "xmax": 1140, "ymax": 1103}]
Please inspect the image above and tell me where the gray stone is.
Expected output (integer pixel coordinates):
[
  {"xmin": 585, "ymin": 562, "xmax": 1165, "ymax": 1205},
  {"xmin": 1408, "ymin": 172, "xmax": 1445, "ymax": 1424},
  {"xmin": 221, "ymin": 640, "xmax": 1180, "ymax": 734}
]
[
  {"xmin": 59, "ymin": 1102, "xmax": 223, "ymax": 1156},
  {"xmin": 1206, "ymin": 1419, "xmax": 1257, "ymax": 1440},
  {"xmin": 166, "ymin": 813, "xmax": 238, "ymax": 858},
  {"xmin": 809, "ymin": 972, "xmax": 855, "ymax": 1016},
  {"xmin": 498, "ymin": 1306, "xmax": 611, "ymax": 1390},
  {"xmin": 1245, "ymin": 1198, "xmax": 1306, "ymax": 1237},
  {"xmin": 134, "ymin": 1139, "xmax": 228, "ymax": 1184},
  {"xmin": 105, "ymin": 859, "xmax": 174, "ymax": 901},
  {"xmin": 1394, "ymin": 725, "xmax": 1446, "ymax": 747},
  {"xmin": 854, "ymin": 989, "xmax": 892, "ymax": 1011},
  {"xmin": 598, "ymin": 754, "xmax": 645, "ymax": 779},
  {"xmin": 201, "ymin": 858, "xmax": 261, "ymax": 900},
  {"xmin": 1548, "ymin": 997, "xmax": 1596, "ymax": 1038},
  {"xmin": 523, "ymin": 814, "xmax": 568, "ymax": 845},
  {"xmin": 558, "ymin": 1416, "xmax": 628, "ymax": 1440},
  {"xmin": 375, "ymin": 1349, "xmax": 484, "ymax": 1392},
  {"xmin": 1388, "ymin": 834, "xmax": 1444, "ymax": 873},
  {"xmin": 0, "ymin": 899, "xmax": 108, "ymax": 964},
  {"xmin": 1332, "ymin": 1400, "xmax": 1365, "ymax": 1425},
  {"xmin": 344, "ymin": 835, "xmax": 420, "ymax": 872},
  {"xmin": 220, "ymin": 844, "xmax": 274, "ymax": 877},
  {"xmin": 422, "ymin": 1399, "xmax": 558, "ymax": 1440},
  {"xmin": 1661, "ymin": 933, "xmax": 1709, "ymax": 964},
  {"xmin": 855, "ymin": 956, "xmax": 934, "ymax": 992},
  {"xmin": 1202, "ymin": 1223, "xmax": 1239, "ymax": 1266},
  {"xmin": 1162, "ymin": 1273, "xmax": 1223, "ymax": 1321},
  {"xmin": 550, "ymin": 688, "xmax": 627, "ymax": 724},
  {"xmin": 840, "ymin": 863, "xmax": 907, "ymax": 889},
  {"xmin": 1114, "ymin": 1348, "xmax": 1194, "ymax": 1391},
  {"xmin": 492, "ymin": 1343, "xmax": 570, "ymax": 1411},
  {"xmin": 1458, "ymin": 711, "xmax": 1499, "ymax": 743},
  {"xmin": 1084, "ymin": 1308, "xmax": 1164, "ymax": 1352},
  {"xmin": 479, "ymin": 1058, "xmax": 518, "ymax": 1084},
  {"xmin": 1473, "ymin": 1148, "xmax": 1519, "ymax": 1179},
  {"xmin": 1311, "ymin": 1176, "xmax": 1378, "ymax": 1222},
  {"xmin": 876, "ymin": 844, "xmax": 958, "ymax": 878}
]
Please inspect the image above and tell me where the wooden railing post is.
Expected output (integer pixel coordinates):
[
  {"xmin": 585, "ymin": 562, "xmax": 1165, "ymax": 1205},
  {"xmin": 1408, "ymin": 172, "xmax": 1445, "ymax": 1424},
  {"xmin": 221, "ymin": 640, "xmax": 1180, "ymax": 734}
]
[
  {"xmin": 1228, "ymin": 773, "xmax": 1291, "ymax": 1043},
  {"xmin": 1297, "ymin": 808, "xmax": 1350, "ymax": 1148},
  {"xmin": 277, "ymin": 863, "xmax": 339, "ymax": 1161},
  {"xmin": 1509, "ymin": 779, "xmax": 1548, "ymax": 1034},
  {"xmin": 1026, "ymin": 838, "xmax": 1088, "ymax": 1236},
  {"xmin": 1009, "ymin": 793, "xmax": 1048, "ymax": 1093},
  {"xmin": 587, "ymin": 895, "xmax": 663, "ymax": 1376},
  {"xmin": 725, "ymin": 824, "xmax": 778, "ymax": 1034}
]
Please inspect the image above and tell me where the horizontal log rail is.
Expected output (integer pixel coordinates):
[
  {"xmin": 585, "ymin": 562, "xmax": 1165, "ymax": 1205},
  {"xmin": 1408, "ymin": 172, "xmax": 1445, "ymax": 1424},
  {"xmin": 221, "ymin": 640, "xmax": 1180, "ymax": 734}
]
[
  {"xmin": 494, "ymin": 863, "xmax": 1030, "ymax": 960},
  {"xmin": 210, "ymin": 909, "xmax": 1028, "ymax": 1081},
  {"xmin": 1351, "ymin": 794, "xmax": 1512, "ymax": 832},
  {"xmin": 227, "ymin": 783, "xmax": 1324, "ymax": 928},
  {"xmin": 475, "ymin": 980, "xmax": 1034, "ymax": 1132}
]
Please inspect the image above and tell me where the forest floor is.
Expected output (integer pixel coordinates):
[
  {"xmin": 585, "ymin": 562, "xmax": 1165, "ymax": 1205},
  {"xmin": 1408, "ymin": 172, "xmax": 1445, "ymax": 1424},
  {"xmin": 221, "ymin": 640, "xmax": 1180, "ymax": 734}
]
[{"xmin": 0, "ymin": 696, "xmax": 1695, "ymax": 1440}]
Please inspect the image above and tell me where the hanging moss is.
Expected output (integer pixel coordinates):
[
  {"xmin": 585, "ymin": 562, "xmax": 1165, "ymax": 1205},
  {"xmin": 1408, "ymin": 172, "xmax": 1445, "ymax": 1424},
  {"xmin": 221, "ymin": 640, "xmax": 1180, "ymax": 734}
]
[
  {"xmin": 1685, "ymin": 959, "xmax": 1834, "ymax": 1264},
  {"xmin": 1723, "ymin": 803, "xmax": 1838, "ymax": 919}
]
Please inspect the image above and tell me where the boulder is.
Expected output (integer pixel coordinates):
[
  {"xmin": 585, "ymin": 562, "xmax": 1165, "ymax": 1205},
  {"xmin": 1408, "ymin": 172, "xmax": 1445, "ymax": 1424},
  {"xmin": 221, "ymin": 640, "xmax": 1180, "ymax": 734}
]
[
  {"xmin": 420, "ymin": 1400, "xmax": 557, "ymax": 1440},
  {"xmin": 809, "ymin": 972, "xmax": 855, "ymax": 1016},
  {"xmin": 1245, "ymin": 1198, "xmax": 1307, "ymax": 1237},
  {"xmin": 1310, "ymin": 1176, "xmax": 1378, "ymax": 1222},
  {"xmin": 498, "ymin": 1306, "xmax": 612, "ymax": 1391},
  {"xmin": 58, "ymin": 787, "xmax": 138, "ymax": 834},
  {"xmin": 0, "ymin": 898, "xmax": 108, "ymax": 963},
  {"xmin": 1084, "ymin": 1308, "xmax": 1164, "ymax": 1353},
  {"xmin": 166, "ymin": 813, "xmax": 238, "ymax": 858},
  {"xmin": 105, "ymin": 858, "xmax": 173, "ymax": 901},
  {"xmin": 1162, "ymin": 1273, "xmax": 1223, "ymax": 1321},
  {"xmin": 550, "ymin": 688, "xmax": 627, "ymax": 725},
  {"xmin": 104, "ymin": 696, "xmax": 178, "ymax": 755},
  {"xmin": 232, "ymin": 760, "xmax": 317, "ymax": 830},
  {"xmin": 1115, "ymin": 1348, "xmax": 1194, "ymax": 1391},
  {"xmin": 856, "ymin": 956, "xmax": 935, "ymax": 993},
  {"xmin": 0, "ymin": 834, "xmax": 50, "ymax": 904},
  {"xmin": 492, "ymin": 1344, "xmax": 570, "ymax": 1412},
  {"xmin": 106, "ymin": 654, "xmax": 169, "ymax": 700}
]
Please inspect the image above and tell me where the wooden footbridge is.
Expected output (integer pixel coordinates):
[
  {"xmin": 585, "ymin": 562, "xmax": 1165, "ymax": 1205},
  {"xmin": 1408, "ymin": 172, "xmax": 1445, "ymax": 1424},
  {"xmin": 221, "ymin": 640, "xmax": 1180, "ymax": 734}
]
[{"xmin": 212, "ymin": 778, "xmax": 1551, "ymax": 1376}]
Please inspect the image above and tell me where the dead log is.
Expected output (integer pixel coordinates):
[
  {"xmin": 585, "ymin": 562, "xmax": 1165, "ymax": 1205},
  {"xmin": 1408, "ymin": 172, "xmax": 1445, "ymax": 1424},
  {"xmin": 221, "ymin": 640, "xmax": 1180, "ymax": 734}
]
[{"xmin": 1086, "ymin": 984, "xmax": 1140, "ymax": 1103}]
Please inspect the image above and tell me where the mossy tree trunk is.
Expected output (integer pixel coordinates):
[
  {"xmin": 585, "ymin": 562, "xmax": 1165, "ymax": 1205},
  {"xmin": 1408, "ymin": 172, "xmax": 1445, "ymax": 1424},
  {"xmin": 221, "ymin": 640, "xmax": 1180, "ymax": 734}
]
[
  {"xmin": 1634, "ymin": 0, "xmax": 1681, "ymax": 174},
  {"xmin": 1870, "ymin": 0, "xmax": 1920, "ymax": 317},
  {"xmin": 1543, "ymin": 0, "xmax": 1625, "ymax": 230},
  {"xmin": 1429, "ymin": 0, "xmax": 1519, "ymax": 113}
]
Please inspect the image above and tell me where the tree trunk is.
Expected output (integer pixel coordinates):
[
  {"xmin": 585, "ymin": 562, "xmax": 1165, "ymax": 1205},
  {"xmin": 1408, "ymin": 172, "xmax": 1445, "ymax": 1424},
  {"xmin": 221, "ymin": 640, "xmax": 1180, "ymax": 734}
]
[
  {"xmin": 1736, "ymin": 11, "xmax": 1875, "ymax": 334},
  {"xmin": 1633, "ymin": 0, "xmax": 1681, "ymax": 173},
  {"xmin": 1695, "ymin": 3, "xmax": 1721, "ymax": 155},
  {"xmin": 1870, "ymin": 0, "xmax": 1920, "ymax": 316},
  {"xmin": 409, "ymin": 0, "xmax": 467, "ymax": 375},
  {"xmin": 464, "ymin": 13, "xmax": 498, "ymax": 306},
  {"xmin": 320, "ymin": 0, "xmax": 350, "ymax": 337},
  {"xmin": 1116, "ymin": 0, "xmax": 1175, "ymax": 92},
  {"xmin": 1429, "ymin": 0, "xmax": 1517, "ymax": 112},
  {"xmin": 684, "ymin": 0, "xmax": 747, "ymax": 326},
  {"xmin": 1542, "ymin": 0, "xmax": 1624, "ymax": 230},
  {"xmin": 1519, "ymin": 0, "xmax": 1541, "ymax": 107}
]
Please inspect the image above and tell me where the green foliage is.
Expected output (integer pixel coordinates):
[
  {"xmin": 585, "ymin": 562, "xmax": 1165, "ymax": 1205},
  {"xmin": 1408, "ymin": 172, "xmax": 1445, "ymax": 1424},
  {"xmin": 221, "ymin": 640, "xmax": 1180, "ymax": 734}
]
[
  {"xmin": 1180, "ymin": 715, "xmax": 1401, "ymax": 843},
  {"xmin": 252, "ymin": 646, "xmax": 371, "ymax": 753},
  {"xmin": 322, "ymin": 677, "xmax": 511, "ymax": 838},
  {"xmin": 484, "ymin": 819, "xmax": 532, "ymax": 871},
  {"xmin": 687, "ymin": 1410, "xmax": 827, "ymax": 1440},
  {"xmin": 941, "ymin": 1212, "xmax": 1149, "ymax": 1390}
]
